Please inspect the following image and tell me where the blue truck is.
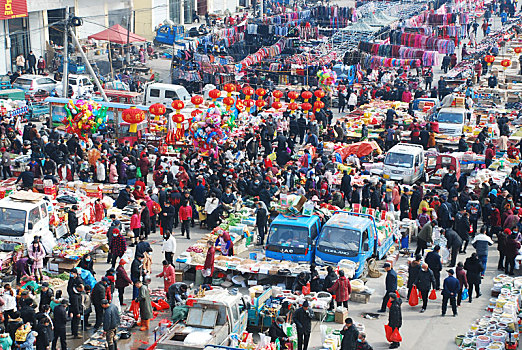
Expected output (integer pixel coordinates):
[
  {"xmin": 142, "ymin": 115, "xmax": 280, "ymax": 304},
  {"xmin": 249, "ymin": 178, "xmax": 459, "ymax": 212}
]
[
  {"xmin": 154, "ymin": 25, "xmax": 185, "ymax": 46},
  {"xmin": 265, "ymin": 212, "xmax": 396, "ymax": 278},
  {"xmin": 265, "ymin": 214, "xmax": 321, "ymax": 263},
  {"xmin": 315, "ymin": 211, "xmax": 395, "ymax": 278}
]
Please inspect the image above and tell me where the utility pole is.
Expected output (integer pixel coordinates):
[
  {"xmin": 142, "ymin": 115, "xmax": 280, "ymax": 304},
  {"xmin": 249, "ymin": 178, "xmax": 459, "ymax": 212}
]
[
  {"xmin": 69, "ymin": 27, "xmax": 109, "ymax": 102},
  {"xmin": 63, "ymin": 6, "xmax": 69, "ymax": 98},
  {"xmin": 126, "ymin": 0, "xmax": 133, "ymax": 66}
]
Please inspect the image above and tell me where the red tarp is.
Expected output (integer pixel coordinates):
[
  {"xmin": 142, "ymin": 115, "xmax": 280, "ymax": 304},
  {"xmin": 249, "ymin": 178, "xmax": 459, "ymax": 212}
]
[
  {"xmin": 88, "ymin": 24, "xmax": 146, "ymax": 44},
  {"xmin": 337, "ymin": 141, "xmax": 381, "ymax": 159}
]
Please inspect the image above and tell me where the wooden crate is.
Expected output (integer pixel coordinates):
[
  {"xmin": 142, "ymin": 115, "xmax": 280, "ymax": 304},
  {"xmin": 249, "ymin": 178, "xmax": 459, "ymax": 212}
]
[{"xmin": 350, "ymin": 292, "xmax": 371, "ymax": 304}]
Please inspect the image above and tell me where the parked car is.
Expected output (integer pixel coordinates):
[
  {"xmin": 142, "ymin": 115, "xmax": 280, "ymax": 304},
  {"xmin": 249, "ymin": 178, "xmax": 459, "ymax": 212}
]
[
  {"xmin": 55, "ymin": 74, "xmax": 94, "ymax": 98},
  {"xmin": 12, "ymin": 75, "xmax": 58, "ymax": 95}
]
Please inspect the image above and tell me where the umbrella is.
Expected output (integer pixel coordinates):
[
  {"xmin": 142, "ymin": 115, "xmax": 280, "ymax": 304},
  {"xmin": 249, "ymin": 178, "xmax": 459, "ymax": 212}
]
[{"xmin": 88, "ymin": 24, "xmax": 146, "ymax": 45}]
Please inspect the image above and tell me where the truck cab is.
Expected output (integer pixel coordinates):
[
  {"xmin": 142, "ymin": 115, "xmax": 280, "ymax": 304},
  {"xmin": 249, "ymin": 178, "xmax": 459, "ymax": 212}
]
[
  {"xmin": 143, "ymin": 83, "xmax": 191, "ymax": 112},
  {"xmin": 315, "ymin": 212, "xmax": 394, "ymax": 278},
  {"xmin": 157, "ymin": 291, "xmax": 249, "ymax": 350},
  {"xmin": 265, "ymin": 214, "xmax": 320, "ymax": 263},
  {"xmin": 0, "ymin": 193, "xmax": 56, "ymax": 253},
  {"xmin": 154, "ymin": 25, "xmax": 185, "ymax": 46},
  {"xmin": 434, "ymin": 107, "xmax": 468, "ymax": 136},
  {"xmin": 383, "ymin": 143, "xmax": 425, "ymax": 184}
]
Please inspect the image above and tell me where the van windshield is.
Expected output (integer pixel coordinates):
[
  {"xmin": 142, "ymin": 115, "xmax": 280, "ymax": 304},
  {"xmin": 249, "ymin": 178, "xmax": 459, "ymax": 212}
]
[
  {"xmin": 268, "ymin": 225, "xmax": 308, "ymax": 248},
  {"xmin": 317, "ymin": 227, "xmax": 360, "ymax": 257},
  {"xmin": 0, "ymin": 208, "xmax": 26, "ymax": 236},
  {"xmin": 384, "ymin": 152, "xmax": 413, "ymax": 168},
  {"xmin": 437, "ymin": 112, "xmax": 464, "ymax": 124}
]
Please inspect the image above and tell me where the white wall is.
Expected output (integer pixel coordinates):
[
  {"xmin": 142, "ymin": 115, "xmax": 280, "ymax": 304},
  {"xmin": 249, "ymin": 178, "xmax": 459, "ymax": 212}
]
[
  {"xmin": 75, "ymin": 0, "xmax": 128, "ymax": 39},
  {"xmin": 0, "ymin": 22, "xmax": 9, "ymax": 75},
  {"xmin": 27, "ymin": 0, "xmax": 74, "ymax": 12},
  {"xmin": 28, "ymin": 11, "xmax": 47, "ymax": 59},
  {"xmin": 151, "ymin": 0, "xmax": 168, "ymax": 32}
]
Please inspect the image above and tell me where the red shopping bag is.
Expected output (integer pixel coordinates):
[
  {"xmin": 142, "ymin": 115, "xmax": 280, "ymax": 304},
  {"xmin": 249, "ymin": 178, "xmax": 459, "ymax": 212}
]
[
  {"xmin": 158, "ymin": 299, "xmax": 170, "ymax": 310},
  {"xmin": 151, "ymin": 301, "xmax": 161, "ymax": 310},
  {"xmin": 408, "ymin": 286, "xmax": 419, "ymax": 306},
  {"xmin": 390, "ymin": 328, "xmax": 402, "ymax": 342},
  {"xmin": 130, "ymin": 300, "xmax": 140, "ymax": 320},
  {"xmin": 384, "ymin": 324, "xmax": 393, "ymax": 342},
  {"xmin": 302, "ymin": 282, "xmax": 311, "ymax": 295},
  {"xmin": 429, "ymin": 289, "xmax": 437, "ymax": 300},
  {"xmin": 387, "ymin": 298, "xmax": 392, "ymax": 308}
]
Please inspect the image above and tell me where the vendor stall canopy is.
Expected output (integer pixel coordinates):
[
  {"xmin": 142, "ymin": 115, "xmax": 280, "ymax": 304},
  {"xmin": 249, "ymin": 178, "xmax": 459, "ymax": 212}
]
[{"xmin": 88, "ymin": 24, "xmax": 147, "ymax": 45}]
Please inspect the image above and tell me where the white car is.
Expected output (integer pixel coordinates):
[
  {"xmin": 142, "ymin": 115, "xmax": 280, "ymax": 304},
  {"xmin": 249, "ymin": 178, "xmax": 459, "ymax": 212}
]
[{"xmin": 55, "ymin": 74, "xmax": 94, "ymax": 98}]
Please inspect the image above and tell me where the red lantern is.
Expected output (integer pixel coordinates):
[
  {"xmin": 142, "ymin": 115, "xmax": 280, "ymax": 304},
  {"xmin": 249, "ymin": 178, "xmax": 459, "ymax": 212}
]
[
  {"xmin": 314, "ymin": 100, "xmax": 325, "ymax": 111},
  {"xmin": 301, "ymin": 91, "xmax": 313, "ymax": 101},
  {"xmin": 242, "ymin": 86, "xmax": 254, "ymax": 97},
  {"xmin": 223, "ymin": 96, "xmax": 235, "ymax": 110},
  {"xmin": 501, "ymin": 59, "xmax": 511, "ymax": 68},
  {"xmin": 209, "ymin": 89, "xmax": 221, "ymax": 100},
  {"xmin": 191, "ymin": 109, "xmax": 202, "ymax": 118},
  {"xmin": 236, "ymin": 99, "xmax": 245, "ymax": 112},
  {"xmin": 288, "ymin": 102, "xmax": 298, "ymax": 111},
  {"xmin": 245, "ymin": 99, "xmax": 255, "ymax": 108},
  {"xmin": 301, "ymin": 102, "xmax": 312, "ymax": 112},
  {"xmin": 191, "ymin": 95, "xmax": 204, "ymax": 107},
  {"xmin": 122, "ymin": 107, "xmax": 146, "ymax": 133},
  {"xmin": 149, "ymin": 103, "xmax": 166, "ymax": 116},
  {"xmin": 272, "ymin": 101, "xmax": 282, "ymax": 110},
  {"xmin": 224, "ymin": 83, "xmax": 236, "ymax": 94},
  {"xmin": 172, "ymin": 113, "xmax": 185, "ymax": 124},
  {"xmin": 272, "ymin": 90, "xmax": 284, "ymax": 100},
  {"xmin": 171, "ymin": 100, "xmax": 185, "ymax": 111},
  {"xmin": 314, "ymin": 89, "xmax": 325, "ymax": 99},
  {"xmin": 288, "ymin": 91, "xmax": 300, "ymax": 100},
  {"xmin": 515, "ymin": 47, "xmax": 522, "ymax": 54},
  {"xmin": 255, "ymin": 100, "xmax": 266, "ymax": 109},
  {"xmin": 255, "ymin": 88, "xmax": 267, "ymax": 98},
  {"xmin": 484, "ymin": 55, "xmax": 495, "ymax": 65}
]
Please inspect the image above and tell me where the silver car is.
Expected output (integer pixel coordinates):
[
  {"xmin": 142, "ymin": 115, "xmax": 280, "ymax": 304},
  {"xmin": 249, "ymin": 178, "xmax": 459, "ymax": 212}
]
[{"xmin": 12, "ymin": 75, "xmax": 58, "ymax": 94}]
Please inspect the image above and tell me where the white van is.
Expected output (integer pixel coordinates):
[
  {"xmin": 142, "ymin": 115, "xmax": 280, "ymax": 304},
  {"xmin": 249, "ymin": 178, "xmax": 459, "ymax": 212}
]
[
  {"xmin": 0, "ymin": 193, "xmax": 56, "ymax": 253},
  {"xmin": 435, "ymin": 107, "xmax": 468, "ymax": 136},
  {"xmin": 143, "ymin": 83, "xmax": 191, "ymax": 111},
  {"xmin": 383, "ymin": 144, "xmax": 425, "ymax": 184}
]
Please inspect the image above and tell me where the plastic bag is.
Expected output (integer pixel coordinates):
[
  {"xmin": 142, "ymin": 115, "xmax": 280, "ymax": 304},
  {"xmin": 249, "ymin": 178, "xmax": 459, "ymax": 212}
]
[
  {"xmin": 408, "ymin": 286, "xmax": 419, "ymax": 306},
  {"xmin": 130, "ymin": 300, "xmax": 140, "ymax": 320},
  {"xmin": 384, "ymin": 324, "xmax": 393, "ymax": 342},
  {"xmin": 462, "ymin": 288, "xmax": 469, "ymax": 301},
  {"xmin": 158, "ymin": 299, "xmax": 170, "ymax": 310},
  {"xmin": 429, "ymin": 289, "xmax": 437, "ymax": 300},
  {"xmin": 302, "ymin": 282, "xmax": 311, "ymax": 295},
  {"xmin": 390, "ymin": 328, "xmax": 402, "ymax": 342}
]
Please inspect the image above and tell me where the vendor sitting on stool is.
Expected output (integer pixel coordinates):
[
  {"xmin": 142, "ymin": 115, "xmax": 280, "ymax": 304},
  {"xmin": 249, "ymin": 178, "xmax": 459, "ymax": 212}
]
[{"xmin": 269, "ymin": 316, "xmax": 289, "ymax": 349}]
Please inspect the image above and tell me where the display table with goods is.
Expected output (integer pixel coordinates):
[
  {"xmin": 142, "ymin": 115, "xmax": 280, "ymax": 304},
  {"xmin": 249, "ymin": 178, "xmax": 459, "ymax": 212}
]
[{"xmin": 455, "ymin": 274, "xmax": 522, "ymax": 349}]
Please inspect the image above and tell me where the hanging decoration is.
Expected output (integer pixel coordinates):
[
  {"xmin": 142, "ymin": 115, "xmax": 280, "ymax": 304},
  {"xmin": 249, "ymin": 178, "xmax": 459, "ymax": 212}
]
[
  {"xmin": 209, "ymin": 89, "xmax": 221, "ymax": 102},
  {"xmin": 62, "ymin": 99, "xmax": 108, "ymax": 140},
  {"xmin": 314, "ymin": 89, "xmax": 325, "ymax": 113},
  {"xmin": 171, "ymin": 100, "xmax": 185, "ymax": 140},
  {"xmin": 122, "ymin": 106, "xmax": 145, "ymax": 133},
  {"xmin": 148, "ymin": 103, "xmax": 167, "ymax": 133},
  {"xmin": 301, "ymin": 91, "xmax": 313, "ymax": 115},
  {"xmin": 287, "ymin": 91, "xmax": 300, "ymax": 114},
  {"xmin": 317, "ymin": 67, "xmax": 337, "ymax": 93}
]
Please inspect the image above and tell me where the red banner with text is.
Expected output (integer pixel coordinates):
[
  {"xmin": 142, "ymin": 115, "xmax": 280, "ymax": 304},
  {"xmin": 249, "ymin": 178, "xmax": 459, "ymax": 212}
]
[{"xmin": 0, "ymin": 0, "xmax": 28, "ymax": 20}]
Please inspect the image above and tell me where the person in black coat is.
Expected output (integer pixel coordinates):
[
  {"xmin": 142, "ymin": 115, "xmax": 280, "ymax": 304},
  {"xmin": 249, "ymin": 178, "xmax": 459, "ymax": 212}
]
[
  {"xmin": 160, "ymin": 201, "xmax": 175, "ymax": 233},
  {"xmin": 68, "ymin": 205, "xmax": 79, "ymax": 235},
  {"xmin": 340, "ymin": 318, "xmax": 359, "ymax": 350},
  {"xmin": 255, "ymin": 201, "xmax": 268, "ymax": 245},
  {"xmin": 455, "ymin": 210, "xmax": 471, "ymax": 253},
  {"xmin": 407, "ymin": 256, "xmax": 422, "ymax": 298},
  {"xmin": 51, "ymin": 300, "xmax": 68, "ymax": 350},
  {"xmin": 69, "ymin": 283, "xmax": 83, "ymax": 338},
  {"xmin": 293, "ymin": 301, "xmax": 314, "ymax": 350},
  {"xmin": 20, "ymin": 298, "xmax": 36, "ymax": 326},
  {"xmin": 91, "ymin": 279, "xmax": 108, "ymax": 330},
  {"xmin": 413, "ymin": 263, "xmax": 436, "ymax": 312},
  {"xmin": 39, "ymin": 282, "xmax": 53, "ymax": 312},
  {"xmin": 400, "ymin": 190, "xmax": 410, "ymax": 220},
  {"xmin": 379, "ymin": 263, "xmax": 397, "ymax": 312},
  {"xmin": 387, "ymin": 293, "xmax": 402, "ymax": 349},
  {"xmin": 442, "ymin": 269, "xmax": 460, "ymax": 316},
  {"xmin": 35, "ymin": 317, "xmax": 51, "ymax": 350},
  {"xmin": 114, "ymin": 186, "xmax": 133, "ymax": 209},
  {"xmin": 464, "ymin": 253, "xmax": 484, "ymax": 303},
  {"xmin": 425, "ymin": 245, "xmax": 443, "ymax": 290},
  {"xmin": 140, "ymin": 202, "xmax": 151, "ymax": 239},
  {"xmin": 323, "ymin": 266, "xmax": 338, "ymax": 310},
  {"xmin": 410, "ymin": 186, "xmax": 422, "ymax": 220},
  {"xmin": 443, "ymin": 228, "xmax": 463, "ymax": 267},
  {"xmin": 268, "ymin": 317, "xmax": 289, "ymax": 349},
  {"xmin": 340, "ymin": 171, "xmax": 352, "ymax": 201}
]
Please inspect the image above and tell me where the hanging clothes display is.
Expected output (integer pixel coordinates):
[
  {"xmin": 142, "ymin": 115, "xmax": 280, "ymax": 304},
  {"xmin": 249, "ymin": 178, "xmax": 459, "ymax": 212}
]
[
  {"xmin": 240, "ymin": 38, "xmax": 287, "ymax": 69},
  {"xmin": 389, "ymin": 30, "xmax": 455, "ymax": 54}
]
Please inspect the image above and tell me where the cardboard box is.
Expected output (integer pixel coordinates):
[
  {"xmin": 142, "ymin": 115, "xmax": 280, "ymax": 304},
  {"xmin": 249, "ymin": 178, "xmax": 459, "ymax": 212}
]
[
  {"xmin": 350, "ymin": 292, "xmax": 371, "ymax": 304},
  {"xmin": 175, "ymin": 271, "xmax": 184, "ymax": 282},
  {"xmin": 335, "ymin": 309, "xmax": 348, "ymax": 324}
]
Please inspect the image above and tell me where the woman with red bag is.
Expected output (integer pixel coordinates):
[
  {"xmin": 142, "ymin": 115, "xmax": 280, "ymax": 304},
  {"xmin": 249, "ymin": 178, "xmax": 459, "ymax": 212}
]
[{"xmin": 387, "ymin": 293, "xmax": 402, "ymax": 349}]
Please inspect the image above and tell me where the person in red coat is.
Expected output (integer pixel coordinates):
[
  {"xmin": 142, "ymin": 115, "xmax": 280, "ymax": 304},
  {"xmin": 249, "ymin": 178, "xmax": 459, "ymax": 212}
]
[
  {"xmin": 94, "ymin": 199, "xmax": 104, "ymax": 222},
  {"xmin": 179, "ymin": 200, "xmax": 193, "ymax": 239},
  {"xmin": 203, "ymin": 240, "xmax": 215, "ymax": 285},
  {"xmin": 115, "ymin": 260, "xmax": 132, "ymax": 306},
  {"xmin": 485, "ymin": 143, "xmax": 496, "ymax": 168},
  {"xmin": 328, "ymin": 270, "xmax": 352, "ymax": 308},
  {"xmin": 157, "ymin": 260, "xmax": 176, "ymax": 292},
  {"xmin": 109, "ymin": 228, "xmax": 127, "ymax": 268}
]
